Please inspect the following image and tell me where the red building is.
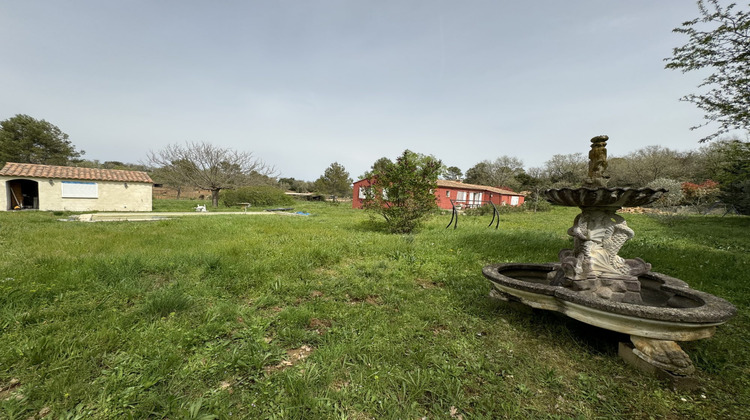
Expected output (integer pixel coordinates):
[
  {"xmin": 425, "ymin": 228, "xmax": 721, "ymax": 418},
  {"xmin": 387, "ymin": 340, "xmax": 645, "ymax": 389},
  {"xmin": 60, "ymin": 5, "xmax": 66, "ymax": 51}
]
[{"xmin": 352, "ymin": 178, "xmax": 525, "ymax": 210}]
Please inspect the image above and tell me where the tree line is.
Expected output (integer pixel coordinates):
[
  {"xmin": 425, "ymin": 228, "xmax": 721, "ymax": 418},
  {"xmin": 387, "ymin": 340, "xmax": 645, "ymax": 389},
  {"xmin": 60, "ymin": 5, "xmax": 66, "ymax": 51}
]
[
  {"xmin": 440, "ymin": 140, "xmax": 749, "ymax": 214},
  {"xmin": 1, "ymin": 113, "xmax": 748, "ymax": 213}
]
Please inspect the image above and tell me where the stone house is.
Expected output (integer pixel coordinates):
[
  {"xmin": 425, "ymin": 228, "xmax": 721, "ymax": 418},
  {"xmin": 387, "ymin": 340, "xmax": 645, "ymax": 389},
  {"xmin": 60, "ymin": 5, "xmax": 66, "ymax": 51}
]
[{"xmin": 0, "ymin": 162, "xmax": 153, "ymax": 212}]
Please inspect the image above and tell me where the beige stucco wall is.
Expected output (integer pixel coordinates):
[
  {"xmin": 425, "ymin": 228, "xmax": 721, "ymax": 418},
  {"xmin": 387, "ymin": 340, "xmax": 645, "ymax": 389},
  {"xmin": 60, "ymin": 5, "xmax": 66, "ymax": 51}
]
[{"xmin": 1, "ymin": 176, "xmax": 152, "ymax": 212}]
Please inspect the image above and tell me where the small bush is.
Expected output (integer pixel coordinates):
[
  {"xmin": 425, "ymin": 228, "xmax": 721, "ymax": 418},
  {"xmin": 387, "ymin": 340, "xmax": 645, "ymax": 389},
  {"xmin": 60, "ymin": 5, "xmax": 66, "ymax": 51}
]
[
  {"xmin": 463, "ymin": 203, "xmax": 495, "ymax": 216},
  {"xmin": 526, "ymin": 200, "xmax": 552, "ymax": 212},
  {"xmin": 222, "ymin": 186, "xmax": 294, "ymax": 208},
  {"xmin": 646, "ymin": 178, "xmax": 684, "ymax": 208},
  {"xmin": 463, "ymin": 199, "xmax": 551, "ymax": 216}
]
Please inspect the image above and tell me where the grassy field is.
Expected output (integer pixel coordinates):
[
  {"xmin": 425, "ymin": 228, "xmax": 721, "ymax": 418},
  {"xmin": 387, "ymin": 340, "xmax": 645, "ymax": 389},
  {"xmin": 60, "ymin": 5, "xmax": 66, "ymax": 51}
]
[{"xmin": 0, "ymin": 202, "xmax": 748, "ymax": 419}]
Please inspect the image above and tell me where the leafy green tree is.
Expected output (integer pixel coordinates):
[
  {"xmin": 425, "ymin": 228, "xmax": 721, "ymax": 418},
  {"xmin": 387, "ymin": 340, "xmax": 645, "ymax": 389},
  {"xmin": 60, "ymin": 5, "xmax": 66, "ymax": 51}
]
[
  {"xmin": 709, "ymin": 139, "xmax": 750, "ymax": 213},
  {"xmin": 363, "ymin": 150, "xmax": 442, "ymax": 233},
  {"xmin": 360, "ymin": 157, "xmax": 393, "ymax": 179},
  {"xmin": 279, "ymin": 177, "xmax": 313, "ymax": 193},
  {"xmin": 442, "ymin": 166, "xmax": 463, "ymax": 181},
  {"xmin": 665, "ymin": 0, "xmax": 750, "ymax": 142},
  {"xmin": 314, "ymin": 162, "xmax": 353, "ymax": 198},
  {"xmin": 0, "ymin": 114, "xmax": 84, "ymax": 165},
  {"xmin": 464, "ymin": 156, "xmax": 524, "ymax": 190},
  {"xmin": 517, "ymin": 167, "xmax": 552, "ymax": 212},
  {"xmin": 147, "ymin": 141, "xmax": 276, "ymax": 207}
]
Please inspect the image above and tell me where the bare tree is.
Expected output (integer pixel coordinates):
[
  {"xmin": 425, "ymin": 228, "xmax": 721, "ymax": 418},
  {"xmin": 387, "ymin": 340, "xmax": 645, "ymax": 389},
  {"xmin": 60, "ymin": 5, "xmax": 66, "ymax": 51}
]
[
  {"xmin": 147, "ymin": 142, "xmax": 276, "ymax": 207},
  {"xmin": 464, "ymin": 156, "xmax": 524, "ymax": 190},
  {"xmin": 542, "ymin": 153, "xmax": 587, "ymax": 187}
]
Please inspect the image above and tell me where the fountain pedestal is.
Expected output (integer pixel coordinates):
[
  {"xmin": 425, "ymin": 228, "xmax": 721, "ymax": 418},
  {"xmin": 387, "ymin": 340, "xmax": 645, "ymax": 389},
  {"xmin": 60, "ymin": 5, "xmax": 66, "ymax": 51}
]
[{"xmin": 549, "ymin": 206, "xmax": 650, "ymax": 304}]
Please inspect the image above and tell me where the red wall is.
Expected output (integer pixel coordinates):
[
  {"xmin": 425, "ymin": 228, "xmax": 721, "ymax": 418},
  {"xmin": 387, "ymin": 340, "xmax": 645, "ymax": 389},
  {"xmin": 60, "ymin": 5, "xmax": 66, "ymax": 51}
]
[
  {"xmin": 354, "ymin": 178, "xmax": 525, "ymax": 210},
  {"xmin": 436, "ymin": 187, "xmax": 524, "ymax": 210},
  {"xmin": 352, "ymin": 179, "xmax": 372, "ymax": 209}
]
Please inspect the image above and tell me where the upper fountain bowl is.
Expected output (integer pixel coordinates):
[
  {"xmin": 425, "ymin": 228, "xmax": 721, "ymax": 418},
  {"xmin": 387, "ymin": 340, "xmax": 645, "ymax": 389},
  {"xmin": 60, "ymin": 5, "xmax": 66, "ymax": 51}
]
[{"xmin": 544, "ymin": 187, "xmax": 667, "ymax": 208}]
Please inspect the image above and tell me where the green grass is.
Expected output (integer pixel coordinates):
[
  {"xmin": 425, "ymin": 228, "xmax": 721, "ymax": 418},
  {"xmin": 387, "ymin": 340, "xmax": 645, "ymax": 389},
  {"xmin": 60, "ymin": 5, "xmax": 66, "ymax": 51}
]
[
  {"xmin": 152, "ymin": 198, "xmax": 298, "ymax": 212},
  {"xmin": 0, "ymin": 202, "xmax": 748, "ymax": 419}
]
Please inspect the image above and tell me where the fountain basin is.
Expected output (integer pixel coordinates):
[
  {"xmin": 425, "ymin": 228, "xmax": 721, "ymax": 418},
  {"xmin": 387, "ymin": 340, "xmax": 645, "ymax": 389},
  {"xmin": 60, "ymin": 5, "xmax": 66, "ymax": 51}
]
[
  {"xmin": 483, "ymin": 263, "xmax": 736, "ymax": 342},
  {"xmin": 545, "ymin": 187, "xmax": 667, "ymax": 208}
]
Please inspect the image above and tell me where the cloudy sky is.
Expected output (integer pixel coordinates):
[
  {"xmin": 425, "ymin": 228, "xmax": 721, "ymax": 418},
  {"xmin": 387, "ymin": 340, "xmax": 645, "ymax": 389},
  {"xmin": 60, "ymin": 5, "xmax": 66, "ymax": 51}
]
[{"xmin": 0, "ymin": 1, "xmax": 726, "ymax": 180}]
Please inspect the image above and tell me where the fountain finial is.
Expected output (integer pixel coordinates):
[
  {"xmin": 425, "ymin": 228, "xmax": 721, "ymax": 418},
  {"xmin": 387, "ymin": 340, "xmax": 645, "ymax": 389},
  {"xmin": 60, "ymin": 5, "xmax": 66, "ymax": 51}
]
[{"xmin": 585, "ymin": 135, "xmax": 609, "ymax": 187}]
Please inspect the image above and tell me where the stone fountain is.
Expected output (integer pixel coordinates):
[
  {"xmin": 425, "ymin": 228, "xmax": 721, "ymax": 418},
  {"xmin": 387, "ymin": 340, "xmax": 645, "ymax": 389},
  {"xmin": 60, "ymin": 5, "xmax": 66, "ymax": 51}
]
[{"xmin": 483, "ymin": 135, "xmax": 736, "ymax": 382}]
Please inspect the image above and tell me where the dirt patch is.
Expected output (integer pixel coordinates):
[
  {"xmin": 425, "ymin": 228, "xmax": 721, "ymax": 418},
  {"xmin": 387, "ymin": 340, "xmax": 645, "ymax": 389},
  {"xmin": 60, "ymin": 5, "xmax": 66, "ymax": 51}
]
[
  {"xmin": 432, "ymin": 325, "xmax": 449, "ymax": 335},
  {"xmin": 309, "ymin": 318, "xmax": 332, "ymax": 335},
  {"xmin": 346, "ymin": 294, "xmax": 381, "ymax": 305},
  {"xmin": 219, "ymin": 380, "xmax": 234, "ymax": 394},
  {"xmin": 330, "ymin": 379, "xmax": 351, "ymax": 391},
  {"xmin": 0, "ymin": 378, "xmax": 21, "ymax": 401},
  {"xmin": 618, "ymin": 207, "xmax": 667, "ymax": 214},
  {"xmin": 264, "ymin": 345, "xmax": 314, "ymax": 373},
  {"xmin": 416, "ymin": 278, "xmax": 443, "ymax": 289}
]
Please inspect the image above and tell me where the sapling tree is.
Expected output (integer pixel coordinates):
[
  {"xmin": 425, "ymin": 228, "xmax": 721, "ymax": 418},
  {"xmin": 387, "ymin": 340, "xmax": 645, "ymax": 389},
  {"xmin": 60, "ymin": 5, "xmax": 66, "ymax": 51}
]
[{"xmin": 362, "ymin": 150, "xmax": 442, "ymax": 233}]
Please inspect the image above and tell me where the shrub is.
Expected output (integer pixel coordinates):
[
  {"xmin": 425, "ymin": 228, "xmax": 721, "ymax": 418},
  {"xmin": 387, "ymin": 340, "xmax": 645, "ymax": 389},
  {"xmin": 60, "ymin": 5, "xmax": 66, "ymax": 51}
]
[
  {"xmin": 464, "ymin": 203, "xmax": 496, "ymax": 216},
  {"xmin": 464, "ymin": 199, "xmax": 551, "ymax": 216},
  {"xmin": 362, "ymin": 150, "xmax": 441, "ymax": 234},
  {"xmin": 646, "ymin": 178, "xmax": 684, "ymax": 208},
  {"xmin": 682, "ymin": 180, "xmax": 720, "ymax": 208},
  {"xmin": 520, "ymin": 199, "xmax": 552, "ymax": 212},
  {"xmin": 221, "ymin": 186, "xmax": 294, "ymax": 208}
]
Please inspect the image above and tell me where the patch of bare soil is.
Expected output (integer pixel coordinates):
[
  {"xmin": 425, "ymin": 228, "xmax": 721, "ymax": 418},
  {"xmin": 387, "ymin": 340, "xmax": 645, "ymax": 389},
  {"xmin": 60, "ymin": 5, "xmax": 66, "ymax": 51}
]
[
  {"xmin": 346, "ymin": 294, "xmax": 381, "ymax": 305},
  {"xmin": 309, "ymin": 318, "xmax": 332, "ymax": 335},
  {"xmin": 0, "ymin": 378, "xmax": 21, "ymax": 401},
  {"xmin": 264, "ymin": 345, "xmax": 314, "ymax": 373},
  {"xmin": 416, "ymin": 278, "xmax": 443, "ymax": 289}
]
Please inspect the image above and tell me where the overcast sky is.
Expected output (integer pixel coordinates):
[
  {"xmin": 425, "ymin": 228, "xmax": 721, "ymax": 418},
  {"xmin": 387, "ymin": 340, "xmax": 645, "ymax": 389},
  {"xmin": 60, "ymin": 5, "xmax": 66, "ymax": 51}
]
[{"xmin": 0, "ymin": 1, "xmax": 730, "ymax": 180}]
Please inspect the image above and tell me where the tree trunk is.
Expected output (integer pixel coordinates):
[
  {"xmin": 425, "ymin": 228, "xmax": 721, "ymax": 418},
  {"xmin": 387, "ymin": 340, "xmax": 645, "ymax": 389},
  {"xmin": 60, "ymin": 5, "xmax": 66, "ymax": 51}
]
[{"xmin": 211, "ymin": 189, "xmax": 220, "ymax": 207}]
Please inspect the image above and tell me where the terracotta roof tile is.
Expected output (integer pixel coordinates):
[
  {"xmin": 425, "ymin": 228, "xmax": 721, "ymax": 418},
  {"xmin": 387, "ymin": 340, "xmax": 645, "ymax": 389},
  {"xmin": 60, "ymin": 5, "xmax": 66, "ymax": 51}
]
[{"xmin": 0, "ymin": 162, "xmax": 153, "ymax": 183}]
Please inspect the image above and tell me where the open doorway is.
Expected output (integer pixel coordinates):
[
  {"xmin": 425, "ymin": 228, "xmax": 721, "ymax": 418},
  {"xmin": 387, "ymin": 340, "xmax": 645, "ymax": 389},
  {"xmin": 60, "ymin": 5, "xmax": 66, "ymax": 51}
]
[{"xmin": 7, "ymin": 179, "xmax": 39, "ymax": 210}]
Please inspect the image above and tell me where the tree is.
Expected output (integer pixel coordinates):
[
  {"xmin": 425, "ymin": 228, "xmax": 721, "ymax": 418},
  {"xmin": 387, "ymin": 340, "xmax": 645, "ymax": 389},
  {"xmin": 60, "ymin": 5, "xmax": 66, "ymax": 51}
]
[
  {"xmin": 707, "ymin": 139, "xmax": 750, "ymax": 213},
  {"xmin": 150, "ymin": 160, "xmax": 194, "ymax": 199},
  {"xmin": 314, "ymin": 162, "xmax": 353, "ymax": 198},
  {"xmin": 360, "ymin": 157, "xmax": 393, "ymax": 179},
  {"xmin": 518, "ymin": 167, "xmax": 553, "ymax": 212},
  {"xmin": 542, "ymin": 153, "xmax": 587, "ymax": 187},
  {"xmin": 464, "ymin": 156, "xmax": 524, "ymax": 190},
  {"xmin": 609, "ymin": 146, "xmax": 691, "ymax": 187},
  {"xmin": 0, "ymin": 114, "xmax": 84, "ymax": 165},
  {"xmin": 362, "ymin": 150, "xmax": 442, "ymax": 233},
  {"xmin": 442, "ymin": 166, "xmax": 463, "ymax": 181},
  {"xmin": 279, "ymin": 177, "xmax": 313, "ymax": 193},
  {"xmin": 682, "ymin": 179, "xmax": 721, "ymax": 208},
  {"xmin": 147, "ymin": 141, "xmax": 275, "ymax": 207},
  {"xmin": 665, "ymin": 0, "xmax": 750, "ymax": 142}
]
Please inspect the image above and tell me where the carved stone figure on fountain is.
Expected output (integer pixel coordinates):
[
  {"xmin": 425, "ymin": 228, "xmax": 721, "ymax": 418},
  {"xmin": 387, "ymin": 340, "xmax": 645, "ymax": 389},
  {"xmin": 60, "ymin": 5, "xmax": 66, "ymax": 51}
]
[{"xmin": 585, "ymin": 135, "xmax": 610, "ymax": 187}]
